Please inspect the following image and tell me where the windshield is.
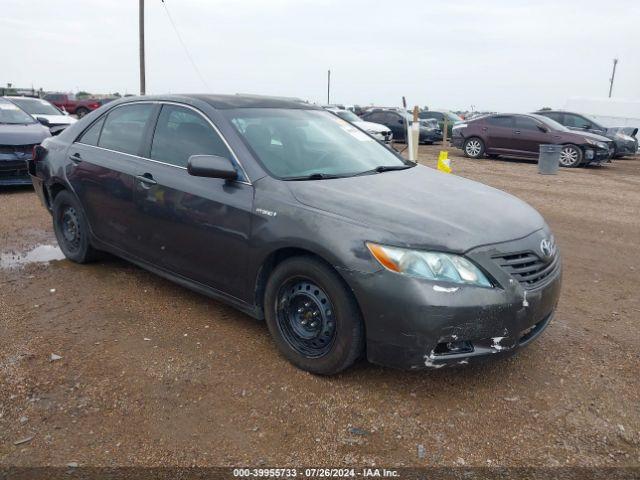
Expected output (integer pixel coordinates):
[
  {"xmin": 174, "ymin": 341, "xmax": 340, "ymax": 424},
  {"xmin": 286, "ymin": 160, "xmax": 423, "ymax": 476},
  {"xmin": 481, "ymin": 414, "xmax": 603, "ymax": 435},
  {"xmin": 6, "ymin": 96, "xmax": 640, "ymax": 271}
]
[
  {"xmin": 224, "ymin": 108, "xmax": 408, "ymax": 179},
  {"xmin": 531, "ymin": 114, "xmax": 570, "ymax": 132},
  {"xmin": 334, "ymin": 110, "xmax": 361, "ymax": 123},
  {"xmin": 0, "ymin": 101, "xmax": 36, "ymax": 124},
  {"xmin": 446, "ymin": 112, "xmax": 463, "ymax": 122},
  {"xmin": 10, "ymin": 98, "xmax": 61, "ymax": 116}
]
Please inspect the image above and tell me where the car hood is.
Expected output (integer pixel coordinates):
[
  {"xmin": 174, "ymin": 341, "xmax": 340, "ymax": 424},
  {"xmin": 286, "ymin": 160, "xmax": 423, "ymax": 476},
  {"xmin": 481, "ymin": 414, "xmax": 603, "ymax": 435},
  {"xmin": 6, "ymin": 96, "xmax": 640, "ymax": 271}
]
[
  {"xmin": 355, "ymin": 120, "xmax": 390, "ymax": 133},
  {"xmin": 573, "ymin": 130, "xmax": 611, "ymax": 143},
  {"xmin": 0, "ymin": 123, "xmax": 51, "ymax": 145},
  {"xmin": 35, "ymin": 114, "xmax": 76, "ymax": 125},
  {"xmin": 287, "ymin": 165, "xmax": 546, "ymax": 252}
]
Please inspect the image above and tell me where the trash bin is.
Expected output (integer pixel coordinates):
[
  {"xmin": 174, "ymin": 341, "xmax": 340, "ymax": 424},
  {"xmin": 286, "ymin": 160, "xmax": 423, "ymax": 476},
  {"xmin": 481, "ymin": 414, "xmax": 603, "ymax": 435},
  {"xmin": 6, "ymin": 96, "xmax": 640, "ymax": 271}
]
[{"xmin": 538, "ymin": 144, "xmax": 561, "ymax": 175}]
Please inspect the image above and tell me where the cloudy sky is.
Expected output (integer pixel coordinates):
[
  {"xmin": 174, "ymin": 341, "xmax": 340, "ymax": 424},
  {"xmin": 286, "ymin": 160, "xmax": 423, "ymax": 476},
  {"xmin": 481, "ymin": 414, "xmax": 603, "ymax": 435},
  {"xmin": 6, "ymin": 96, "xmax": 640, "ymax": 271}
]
[{"xmin": 2, "ymin": 0, "xmax": 638, "ymax": 112}]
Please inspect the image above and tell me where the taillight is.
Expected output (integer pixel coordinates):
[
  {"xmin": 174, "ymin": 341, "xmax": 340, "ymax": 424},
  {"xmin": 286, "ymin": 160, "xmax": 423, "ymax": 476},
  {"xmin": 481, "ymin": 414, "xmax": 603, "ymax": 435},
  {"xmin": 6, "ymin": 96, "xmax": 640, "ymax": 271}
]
[
  {"xmin": 90, "ymin": 103, "xmax": 100, "ymax": 109},
  {"xmin": 32, "ymin": 144, "xmax": 47, "ymax": 161}
]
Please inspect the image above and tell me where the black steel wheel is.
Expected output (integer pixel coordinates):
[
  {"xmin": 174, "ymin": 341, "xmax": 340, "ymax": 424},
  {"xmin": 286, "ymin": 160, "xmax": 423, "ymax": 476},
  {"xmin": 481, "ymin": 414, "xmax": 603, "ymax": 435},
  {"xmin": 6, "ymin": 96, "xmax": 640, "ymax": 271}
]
[
  {"xmin": 264, "ymin": 256, "xmax": 364, "ymax": 375},
  {"xmin": 52, "ymin": 190, "xmax": 99, "ymax": 263},
  {"xmin": 276, "ymin": 278, "xmax": 337, "ymax": 358}
]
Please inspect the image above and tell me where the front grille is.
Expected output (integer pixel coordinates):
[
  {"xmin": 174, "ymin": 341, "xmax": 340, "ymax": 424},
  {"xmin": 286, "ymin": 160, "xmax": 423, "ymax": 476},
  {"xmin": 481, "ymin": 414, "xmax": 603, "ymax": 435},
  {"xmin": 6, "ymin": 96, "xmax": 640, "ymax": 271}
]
[
  {"xmin": 0, "ymin": 144, "xmax": 35, "ymax": 156},
  {"xmin": 493, "ymin": 251, "xmax": 559, "ymax": 289}
]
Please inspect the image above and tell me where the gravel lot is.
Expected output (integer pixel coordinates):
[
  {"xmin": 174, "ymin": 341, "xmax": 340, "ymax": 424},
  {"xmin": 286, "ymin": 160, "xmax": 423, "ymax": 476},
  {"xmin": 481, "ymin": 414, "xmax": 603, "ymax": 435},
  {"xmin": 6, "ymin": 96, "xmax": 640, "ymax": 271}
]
[{"xmin": 1, "ymin": 145, "xmax": 638, "ymax": 468}]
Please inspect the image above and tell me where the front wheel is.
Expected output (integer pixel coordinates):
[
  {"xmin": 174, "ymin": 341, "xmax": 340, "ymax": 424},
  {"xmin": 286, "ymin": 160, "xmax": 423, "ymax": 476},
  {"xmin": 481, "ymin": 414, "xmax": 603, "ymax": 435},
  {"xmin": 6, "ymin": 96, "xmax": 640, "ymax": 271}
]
[
  {"xmin": 463, "ymin": 137, "xmax": 485, "ymax": 158},
  {"xmin": 264, "ymin": 256, "xmax": 364, "ymax": 375},
  {"xmin": 75, "ymin": 107, "xmax": 89, "ymax": 118},
  {"xmin": 559, "ymin": 144, "xmax": 583, "ymax": 167}
]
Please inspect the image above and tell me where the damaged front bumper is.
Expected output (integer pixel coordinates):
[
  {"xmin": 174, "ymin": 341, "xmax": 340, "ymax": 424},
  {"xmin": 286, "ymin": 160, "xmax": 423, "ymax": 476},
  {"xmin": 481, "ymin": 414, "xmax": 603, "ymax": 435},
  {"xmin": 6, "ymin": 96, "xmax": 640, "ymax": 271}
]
[{"xmin": 342, "ymin": 230, "xmax": 562, "ymax": 370}]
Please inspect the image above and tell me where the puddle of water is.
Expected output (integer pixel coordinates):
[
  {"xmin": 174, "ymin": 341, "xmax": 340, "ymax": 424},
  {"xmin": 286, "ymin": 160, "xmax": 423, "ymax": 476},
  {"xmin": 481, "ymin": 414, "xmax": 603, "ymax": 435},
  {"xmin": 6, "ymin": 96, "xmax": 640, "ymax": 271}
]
[{"xmin": 1, "ymin": 245, "xmax": 65, "ymax": 269}]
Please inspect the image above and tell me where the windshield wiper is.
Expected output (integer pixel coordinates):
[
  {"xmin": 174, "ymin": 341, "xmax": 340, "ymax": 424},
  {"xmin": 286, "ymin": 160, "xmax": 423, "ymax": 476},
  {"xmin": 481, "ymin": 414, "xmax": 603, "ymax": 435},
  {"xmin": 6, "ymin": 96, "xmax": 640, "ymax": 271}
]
[
  {"xmin": 285, "ymin": 172, "xmax": 345, "ymax": 181},
  {"xmin": 354, "ymin": 164, "xmax": 414, "ymax": 176}
]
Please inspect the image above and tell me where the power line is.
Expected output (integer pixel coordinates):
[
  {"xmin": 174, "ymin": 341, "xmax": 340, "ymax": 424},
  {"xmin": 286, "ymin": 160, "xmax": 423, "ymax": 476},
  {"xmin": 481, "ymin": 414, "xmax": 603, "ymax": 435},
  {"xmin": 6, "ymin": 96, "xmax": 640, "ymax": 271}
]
[{"xmin": 160, "ymin": 0, "xmax": 210, "ymax": 91}]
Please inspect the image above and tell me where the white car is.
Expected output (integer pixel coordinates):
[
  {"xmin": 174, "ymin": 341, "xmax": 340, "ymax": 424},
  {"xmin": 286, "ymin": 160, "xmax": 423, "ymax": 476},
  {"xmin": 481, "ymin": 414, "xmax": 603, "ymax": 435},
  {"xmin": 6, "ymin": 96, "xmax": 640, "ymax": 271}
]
[
  {"xmin": 326, "ymin": 107, "xmax": 392, "ymax": 143},
  {"xmin": 5, "ymin": 96, "xmax": 77, "ymax": 136}
]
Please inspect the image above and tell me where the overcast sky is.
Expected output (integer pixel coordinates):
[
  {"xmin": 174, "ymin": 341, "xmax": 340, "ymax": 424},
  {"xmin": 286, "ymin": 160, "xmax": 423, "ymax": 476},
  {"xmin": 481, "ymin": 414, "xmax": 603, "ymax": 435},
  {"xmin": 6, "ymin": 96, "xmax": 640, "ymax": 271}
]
[{"xmin": 2, "ymin": 0, "xmax": 638, "ymax": 112}]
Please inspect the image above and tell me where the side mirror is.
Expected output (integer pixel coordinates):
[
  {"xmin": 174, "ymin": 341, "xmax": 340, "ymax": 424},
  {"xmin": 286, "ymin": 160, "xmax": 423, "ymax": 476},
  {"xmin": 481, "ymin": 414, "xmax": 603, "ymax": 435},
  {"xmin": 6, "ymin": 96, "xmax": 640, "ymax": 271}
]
[
  {"xmin": 537, "ymin": 124, "xmax": 549, "ymax": 133},
  {"xmin": 187, "ymin": 155, "xmax": 238, "ymax": 180},
  {"xmin": 36, "ymin": 117, "xmax": 50, "ymax": 127},
  {"xmin": 583, "ymin": 124, "xmax": 592, "ymax": 129}
]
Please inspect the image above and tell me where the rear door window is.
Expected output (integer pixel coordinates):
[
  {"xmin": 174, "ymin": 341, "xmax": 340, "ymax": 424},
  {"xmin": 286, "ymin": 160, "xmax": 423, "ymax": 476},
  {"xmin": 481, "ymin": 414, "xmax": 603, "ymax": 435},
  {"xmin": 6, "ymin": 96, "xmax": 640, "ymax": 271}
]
[
  {"xmin": 150, "ymin": 104, "xmax": 232, "ymax": 168},
  {"xmin": 98, "ymin": 104, "xmax": 155, "ymax": 155},
  {"xmin": 487, "ymin": 116, "xmax": 514, "ymax": 128}
]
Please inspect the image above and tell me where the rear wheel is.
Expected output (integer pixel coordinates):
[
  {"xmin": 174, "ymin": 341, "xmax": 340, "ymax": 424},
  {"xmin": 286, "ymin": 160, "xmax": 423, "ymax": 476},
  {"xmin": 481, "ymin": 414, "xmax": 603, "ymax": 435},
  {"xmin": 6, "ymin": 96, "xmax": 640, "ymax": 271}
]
[
  {"xmin": 264, "ymin": 256, "xmax": 364, "ymax": 375},
  {"xmin": 463, "ymin": 137, "xmax": 485, "ymax": 158},
  {"xmin": 52, "ymin": 190, "xmax": 99, "ymax": 263},
  {"xmin": 559, "ymin": 144, "xmax": 583, "ymax": 167}
]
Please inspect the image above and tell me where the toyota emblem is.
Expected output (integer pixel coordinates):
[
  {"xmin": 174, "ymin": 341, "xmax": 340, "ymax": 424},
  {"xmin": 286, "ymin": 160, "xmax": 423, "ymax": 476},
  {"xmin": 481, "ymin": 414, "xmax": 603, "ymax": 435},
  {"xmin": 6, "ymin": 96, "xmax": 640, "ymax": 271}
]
[{"xmin": 540, "ymin": 238, "xmax": 555, "ymax": 259}]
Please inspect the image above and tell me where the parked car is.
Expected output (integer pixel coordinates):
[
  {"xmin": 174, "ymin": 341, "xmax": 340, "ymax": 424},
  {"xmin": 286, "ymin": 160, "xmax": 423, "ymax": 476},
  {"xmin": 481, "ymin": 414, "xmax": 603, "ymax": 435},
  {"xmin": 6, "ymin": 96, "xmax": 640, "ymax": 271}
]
[
  {"xmin": 29, "ymin": 94, "xmax": 561, "ymax": 374},
  {"xmin": 452, "ymin": 113, "xmax": 613, "ymax": 167},
  {"xmin": 325, "ymin": 107, "xmax": 392, "ymax": 143},
  {"xmin": 418, "ymin": 109, "xmax": 463, "ymax": 137},
  {"xmin": 43, "ymin": 93, "xmax": 101, "ymax": 118},
  {"xmin": 6, "ymin": 96, "xmax": 77, "ymax": 136},
  {"xmin": 0, "ymin": 97, "xmax": 50, "ymax": 186},
  {"xmin": 534, "ymin": 110, "xmax": 638, "ymax": 158},
  {"xmin": 360, "ymin": 109, "xmax": 440, "ymax": 144}
]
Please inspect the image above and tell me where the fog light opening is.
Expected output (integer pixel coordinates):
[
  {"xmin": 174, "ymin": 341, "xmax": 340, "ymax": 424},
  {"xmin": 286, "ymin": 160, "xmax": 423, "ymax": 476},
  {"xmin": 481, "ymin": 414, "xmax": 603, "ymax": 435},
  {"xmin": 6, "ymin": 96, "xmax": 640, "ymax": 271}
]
[{"xmin": 433, "ymin": 340, "xmax": 474, "ymax": 356}]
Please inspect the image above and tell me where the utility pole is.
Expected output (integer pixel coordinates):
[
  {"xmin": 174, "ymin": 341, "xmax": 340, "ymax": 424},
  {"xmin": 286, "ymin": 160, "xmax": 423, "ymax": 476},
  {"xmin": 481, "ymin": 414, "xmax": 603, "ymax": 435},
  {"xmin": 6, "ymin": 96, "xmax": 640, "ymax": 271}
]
[
  {"xmin": 139, "ymin": 0, "xmax": 146, "ymax": 95},
  {"xmin": 608, "ymin": 58, "xmax": 618, "ymax": 98},
  {"xmin": 327, "ymin": 69, "xmax": 331, "ymax": 104}
]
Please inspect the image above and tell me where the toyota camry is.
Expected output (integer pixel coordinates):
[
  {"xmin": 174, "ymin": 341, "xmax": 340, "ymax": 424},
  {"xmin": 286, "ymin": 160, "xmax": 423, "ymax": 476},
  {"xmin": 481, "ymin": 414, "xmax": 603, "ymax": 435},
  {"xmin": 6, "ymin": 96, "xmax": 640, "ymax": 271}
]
[{"xmin": 28, "ymin": 94, "xmax": 562, "ymax": 374}]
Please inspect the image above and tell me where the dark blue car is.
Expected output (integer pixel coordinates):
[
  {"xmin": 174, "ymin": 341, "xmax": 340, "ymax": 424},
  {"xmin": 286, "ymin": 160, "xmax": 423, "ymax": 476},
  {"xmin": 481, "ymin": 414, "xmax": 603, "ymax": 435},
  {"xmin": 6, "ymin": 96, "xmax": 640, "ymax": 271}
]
[{"xmin": 0, "ymin": 97, "xmax": 51, "ymax": 186}]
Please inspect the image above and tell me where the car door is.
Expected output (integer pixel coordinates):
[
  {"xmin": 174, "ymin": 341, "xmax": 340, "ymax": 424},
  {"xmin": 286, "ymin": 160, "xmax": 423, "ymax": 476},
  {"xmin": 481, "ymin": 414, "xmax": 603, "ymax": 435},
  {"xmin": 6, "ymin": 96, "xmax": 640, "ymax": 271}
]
[
  {"xmin": 484, "ymin": 115, "xmax": 515, "ymax": 152},
  {"xmin": 66, "ymin": 102, "xmax": 157, "ymax": 256},
  {"xmin": 513, "ymin": 116, "xmax": 550, "ymax": 156},
  {"xmin": 132, "ymin": 103, "xmax": 253, "ymax": 299}
]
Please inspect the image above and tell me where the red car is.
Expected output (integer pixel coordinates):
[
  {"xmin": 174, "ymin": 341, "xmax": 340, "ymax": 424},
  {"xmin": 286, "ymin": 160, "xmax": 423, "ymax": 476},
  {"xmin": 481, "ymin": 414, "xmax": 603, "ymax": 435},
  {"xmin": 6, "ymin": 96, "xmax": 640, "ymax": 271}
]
[{"xmin": 43, "ymin": 93, "xmax": 100, "ymax": 118}]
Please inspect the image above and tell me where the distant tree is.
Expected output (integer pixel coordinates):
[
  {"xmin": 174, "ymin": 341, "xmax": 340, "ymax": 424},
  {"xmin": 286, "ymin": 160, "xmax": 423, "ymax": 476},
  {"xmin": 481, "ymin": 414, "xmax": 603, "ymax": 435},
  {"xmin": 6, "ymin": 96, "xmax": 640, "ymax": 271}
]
[
  {"xmin": 112, "ymin": 92, "xmax": 122, "ymax": 98},
  {"xmin": 76, "ymin": 91, "xmax": 92, "ymax": 99},
  {"xmin": 539, "ymin": 107, "xmax": 552, "ymax": 111}
]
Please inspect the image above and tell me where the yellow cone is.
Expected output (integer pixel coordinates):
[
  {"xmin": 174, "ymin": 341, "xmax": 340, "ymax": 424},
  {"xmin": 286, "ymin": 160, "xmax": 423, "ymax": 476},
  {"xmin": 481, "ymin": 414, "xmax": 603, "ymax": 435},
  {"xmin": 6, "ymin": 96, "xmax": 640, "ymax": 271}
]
[{"xmin": 437, "ymin": 151, "xmax": 451, "ymax": 173}]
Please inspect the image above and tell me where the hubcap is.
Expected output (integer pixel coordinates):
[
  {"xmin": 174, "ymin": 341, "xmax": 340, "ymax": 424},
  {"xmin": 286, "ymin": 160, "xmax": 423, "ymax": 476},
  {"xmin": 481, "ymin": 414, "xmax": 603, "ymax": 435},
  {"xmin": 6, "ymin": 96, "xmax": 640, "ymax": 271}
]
[
  {"xmin": 560, "ymin": 147, "xmax": 579, "ymax": 166},
  {"xmin": 276, "ymin": 279, "xmax": 336, "ymax": 358},
  {"xmin": 465, "ymin": 140, "xmax": 481, "ymax": 157},
  {"xmin": 59, "ymin": 206, "xmax": 81, "ymax": 252}
]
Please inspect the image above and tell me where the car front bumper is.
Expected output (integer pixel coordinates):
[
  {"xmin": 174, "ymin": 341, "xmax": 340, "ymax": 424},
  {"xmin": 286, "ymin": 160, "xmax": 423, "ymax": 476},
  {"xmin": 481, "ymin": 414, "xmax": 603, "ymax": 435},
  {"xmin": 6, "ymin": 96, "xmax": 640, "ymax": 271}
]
[
  {"xmin": 341, "ymin": 231, "xmax": 562, "ymax": 370},
  {"xmin": 0, "ymin": 156, "xmax": 31, "ymax": 186},
  {"xmin": 584, "ymin": 146, "xmax": 612, "ymax": 165},
  {"xmin": 369, "ymin": 131, "xmax": 393, "ymax": 143}
]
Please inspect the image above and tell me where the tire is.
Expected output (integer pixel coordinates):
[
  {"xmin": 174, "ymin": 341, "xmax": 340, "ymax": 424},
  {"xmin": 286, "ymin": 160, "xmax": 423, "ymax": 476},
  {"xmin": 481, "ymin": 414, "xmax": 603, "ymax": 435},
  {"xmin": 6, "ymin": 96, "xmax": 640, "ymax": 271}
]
[
  {"xmin": 264, "ymin": 256, "xmax": 364, "ymax": 375},
  {"xmin": 463, "ymin": 137, "xmax": 485, "ymax": 158},
  {"xmin": 559, "ymin": 144, "xmax": 583, "ymax": 167},
  {"xmin": 52, "ymin": 190, "xmax": 99, "ymax": 263},
  {"xmin": 75, "ymin": 107, "xmax": 89, "ymax": 118}
]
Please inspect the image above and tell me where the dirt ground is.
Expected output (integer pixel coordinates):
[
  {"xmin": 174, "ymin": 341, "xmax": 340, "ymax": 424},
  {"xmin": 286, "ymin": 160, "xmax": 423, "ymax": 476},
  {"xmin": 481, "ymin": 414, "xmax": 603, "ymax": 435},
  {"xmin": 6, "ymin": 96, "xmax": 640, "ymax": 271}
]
[{"xmin": 1, "ymin": 145, "xmax": 639, "ymax": 468}]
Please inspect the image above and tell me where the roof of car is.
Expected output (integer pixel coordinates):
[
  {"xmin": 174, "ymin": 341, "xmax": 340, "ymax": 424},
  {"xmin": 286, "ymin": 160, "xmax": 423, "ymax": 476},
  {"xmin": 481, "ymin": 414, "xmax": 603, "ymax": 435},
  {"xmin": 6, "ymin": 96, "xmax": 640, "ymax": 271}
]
[{"xmin": 118, "ymin": 94, "xmax": 319, "ymax": 110}]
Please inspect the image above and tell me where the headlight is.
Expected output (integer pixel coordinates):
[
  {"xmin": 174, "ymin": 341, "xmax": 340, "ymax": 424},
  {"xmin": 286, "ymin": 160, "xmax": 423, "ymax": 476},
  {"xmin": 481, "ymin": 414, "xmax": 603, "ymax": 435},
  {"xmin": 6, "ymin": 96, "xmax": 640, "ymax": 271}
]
[
  {"xmin": 452, "ymin": 123, "xmax": 468, "ymax": 130},
  {"xmin": 366, "ymin": 130, "xmax": 380, "ymax": 135},
  {"xmin": 596, "ymin": 141, "xmax": 608, "ymax": 149},
  {"xmin": 366, "ymin": 242, "xmax": 493, "ymax": 287},
  {"xmin": 615, "ymin": 132, "xmax": 634, "ymax": 141}
]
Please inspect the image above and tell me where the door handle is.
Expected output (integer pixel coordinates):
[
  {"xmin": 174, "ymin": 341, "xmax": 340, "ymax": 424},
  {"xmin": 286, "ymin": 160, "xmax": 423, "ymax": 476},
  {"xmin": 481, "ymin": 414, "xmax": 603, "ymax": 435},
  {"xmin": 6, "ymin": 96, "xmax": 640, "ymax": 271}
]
[
  {"xmin": 68, "ymin": 152, "xmax": 82, "ymax": 164},
  {"xmin": 136, "ymin": 173, "xmax": 157, "ymax": 187},
  {"xmin": 481, "ymin": 127, "xmax": 488, "ymax": 131},
  {"xmin": 514, "ymin": 130, "xmax": 521, "ymax": 134}
]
